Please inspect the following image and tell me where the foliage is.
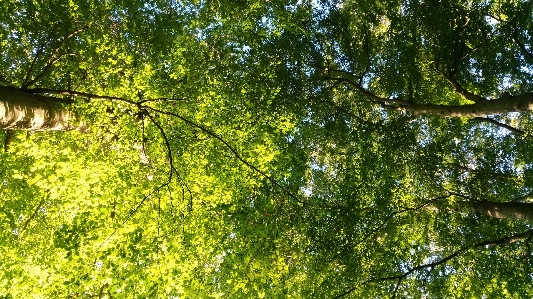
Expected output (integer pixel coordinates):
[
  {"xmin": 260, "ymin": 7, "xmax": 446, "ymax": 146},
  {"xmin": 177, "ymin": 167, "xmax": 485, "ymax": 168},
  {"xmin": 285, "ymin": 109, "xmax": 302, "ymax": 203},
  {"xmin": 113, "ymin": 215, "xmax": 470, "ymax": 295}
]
[{"xmin": 1, "ymin": 0, "xmax": 533, "ymax": 298}]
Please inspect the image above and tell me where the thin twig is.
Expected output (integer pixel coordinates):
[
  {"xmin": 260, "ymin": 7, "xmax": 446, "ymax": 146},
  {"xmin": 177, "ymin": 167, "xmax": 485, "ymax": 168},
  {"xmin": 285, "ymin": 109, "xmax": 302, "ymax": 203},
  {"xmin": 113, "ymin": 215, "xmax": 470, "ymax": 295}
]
[
  {"xmin": 145, "ymin": 111, "xmax": 193, "ymax": 209},
  {"xmin": 20, "ymin": 198, "xmax": 45, "ymax": 234},
  {"xmin": 22, "ymin": 22, "xmax": 63, "ymax": 88},
  {"xmin": 145, "ymin": 106, "xmax": 305, "ymax": 205},
  {"xmin": 471, "ymin": 117, "xmax": 525, "ymax": 135},
  {"xmin": 327, "ymin": 195, "xmax": 451, "ymax": 264},
  {"xmin": 333, "ymin": 228, "xmax": 533, "ymax": 298},
  {"xmin": 93, "ymin": 183, "xmax": 167, "ymax": 255},
  {"xmin": 138, "ymin": 97, "xmax": 187, "ymax": 104}
]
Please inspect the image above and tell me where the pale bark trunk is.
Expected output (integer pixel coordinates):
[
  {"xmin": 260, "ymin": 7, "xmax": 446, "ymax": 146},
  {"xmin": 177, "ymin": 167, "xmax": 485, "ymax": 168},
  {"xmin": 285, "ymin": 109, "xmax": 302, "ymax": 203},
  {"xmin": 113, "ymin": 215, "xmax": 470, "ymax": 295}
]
[
  {"xmin": 402, "ymin": 93, "xmax": 533, "ymax": 117},
  {"xmin": 457, "ymin": 200, "xmax": 533, "ymax": 220},
  {"xmin": 0, "ymin": 86, "xmax": 85, "ymax": 131}
]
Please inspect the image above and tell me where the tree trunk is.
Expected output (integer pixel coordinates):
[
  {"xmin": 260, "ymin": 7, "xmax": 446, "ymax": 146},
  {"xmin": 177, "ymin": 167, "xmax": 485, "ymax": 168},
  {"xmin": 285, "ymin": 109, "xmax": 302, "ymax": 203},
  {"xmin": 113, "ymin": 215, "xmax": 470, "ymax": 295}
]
[
  {"xmin": 458, "ymin": 200, "xmax": 533, "ymax": 220},
  {"xmin": 0, "ymin": 86, "xmax": 85, "ymax": 131},
  {"xmin": 402, "ymin": 93, "xmax": 533, "ymax": 117}
]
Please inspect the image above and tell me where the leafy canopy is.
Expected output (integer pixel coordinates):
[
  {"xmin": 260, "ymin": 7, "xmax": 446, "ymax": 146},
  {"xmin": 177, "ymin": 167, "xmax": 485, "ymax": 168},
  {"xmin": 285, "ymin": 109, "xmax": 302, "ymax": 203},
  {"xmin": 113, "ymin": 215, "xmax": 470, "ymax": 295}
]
[{"xmin": 1, "ymin": 0, "xmax": 533, "ymax": 298}]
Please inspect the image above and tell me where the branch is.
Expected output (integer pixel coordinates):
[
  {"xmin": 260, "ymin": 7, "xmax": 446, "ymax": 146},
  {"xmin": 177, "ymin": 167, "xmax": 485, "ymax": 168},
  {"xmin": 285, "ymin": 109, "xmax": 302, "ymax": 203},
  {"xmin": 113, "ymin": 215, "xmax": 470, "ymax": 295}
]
[
  {"xmin": 446, "ymin": 162, "xmax": 521, "ymax": 184},
  {"xmin": 22, "ymin": 22, "xmax": 63, "ymax": 88},
  {"xmin": 144, "ymin": 106, "xmax": 305, "ymax": 205},
  {"xmin": 512, "ymin": 190, "xmax": 533, "ymax": 203},
  {"xmin": 25, "ymin": 88, "xmax": 138, "ymax": 106},
  {"xmin": 327, "ymin": 195, "xmax": 451, "ymax": 264},
  {"xmin": 4, "ymin": 130, "xmax": 13, "ymax": 152},
  {"xmin": 145, "ymin": 113, "xmax": 174, "ymax": 183},
  {"xmin": 333, "ymin": 228, "xmax": 533, "ymax": 298},
  {"xmin": 24, "ymin": 25, "xmax": 89, "ymax": 87},
  {"xmin": 98, "ymin": 283, "xmax": 108, "ymax": 299},
  {"xmin": 25, "ymin": 53, "xmax": 77, "ymax": 87},
  {"xmin": 97, "ymin": 110, "xmax": 196, "ymax": 255},
  {"xmin": 470, "ymin": 117, "xmax": 525, "ymax": 135},
  {"xmin": 138, "ymin": 97, "xmax": 187, "ymax": 104},
  {"xmin": 311, "ymin": 97, "xmax": 365, "ymax": 123},
  {"xmin": 20, "ymin": 198, "xmax": 45, "ymax": 234},
  {"xmin": 324, "ymin": 74, "xmax": 412, "ymax": 107},
  {"xmin": 391, "ymin": 276, "xmax": 404, "ymax": 299},
  {"xmin": 513, "ymin": 29, "xmax": 533, "ymax": 62},
  {"xmin": 94, "ymin": 182, "xmax": 168, "ymax": 255},
  {"xmin": 437, "ymin": 70, "xmax": 486, "ymax": 103},
  {"xmin": 144, "ymin": 111, "xmax": 193, "ymax": 210}
]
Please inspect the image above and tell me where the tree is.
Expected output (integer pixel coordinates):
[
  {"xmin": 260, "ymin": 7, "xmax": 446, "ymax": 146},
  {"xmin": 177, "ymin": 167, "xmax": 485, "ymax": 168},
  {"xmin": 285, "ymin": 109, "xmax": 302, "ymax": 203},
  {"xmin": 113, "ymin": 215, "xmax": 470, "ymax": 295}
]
[
  {"xmin": 294, "ymin": 0, "xmax": 533, "ymax": 297},
  {"xmin": 1, "ymin": 1, "xmax": 310, "ymax": 298},
  {"xmin": 2, "ymin": 0, "xmax": 533, "ymax": 298},
  {"xmin": 0, "ymin": 86, "xmax": 86, "ymax": 131}
]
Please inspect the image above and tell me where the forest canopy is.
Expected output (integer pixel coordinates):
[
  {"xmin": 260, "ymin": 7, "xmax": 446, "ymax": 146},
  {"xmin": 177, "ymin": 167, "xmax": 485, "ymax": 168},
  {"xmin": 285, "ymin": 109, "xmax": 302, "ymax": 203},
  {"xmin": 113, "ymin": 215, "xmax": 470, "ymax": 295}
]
[{"xmin": 1, "ymin": 0, "xmax": 533, "ymax": 298}]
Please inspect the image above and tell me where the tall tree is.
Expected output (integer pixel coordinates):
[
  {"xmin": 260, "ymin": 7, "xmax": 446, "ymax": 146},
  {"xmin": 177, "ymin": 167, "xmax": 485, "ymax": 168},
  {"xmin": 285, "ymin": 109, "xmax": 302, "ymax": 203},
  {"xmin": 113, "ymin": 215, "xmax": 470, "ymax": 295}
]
[{"xmin": 294, "ymin": 0, "xmax": 533, "ymax": 297}]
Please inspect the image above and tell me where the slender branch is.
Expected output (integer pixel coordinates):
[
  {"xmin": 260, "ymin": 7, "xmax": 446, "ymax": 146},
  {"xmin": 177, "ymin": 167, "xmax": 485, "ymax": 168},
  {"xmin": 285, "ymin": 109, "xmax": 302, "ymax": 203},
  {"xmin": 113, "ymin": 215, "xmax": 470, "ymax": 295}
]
[
  {"xmin": 448, "ymin": 191, "xmax": 480, "ymax": 202},
  {"xmin": 361, "ymin": 26, "xmax": 372, "ymax": 85},
  {"xmin": 327, "ymin": 195, "xmax": 451, "ymax": 264},
  {"xmin": 138, "ymin": 97, "xmax": 187, "ymax": 104},
  {"xmin": 22, "ymin": 45, "xmax": 46, "ymax": 88},
  {"xmin": 24, "ymin": 25, "xmax": 88, "ymax": 87},
  {"xmin": 324, "ymin": 74, "xmax": 412, "ymax": 106},
  {"xmin": 437, "ymin": 70, "xmax": 486, "ymax": 103},
  {"xmin": 512, "ymin": 190, "xmax": 533, "ymax": 203},
  {"xmin": 447, "ymin": 162, "xmax": 521, "ymax": 184},
  {"xmin": 513, "ymin": 29, "xmax": 533, "ymax": 62},
  {"xmin": 145, "ymin": 112, "xmax": 174, "ymax": 183},
  {"xmin": 94, "ymin": 182, "xmax": 167, "ymax": 254},
  {"xmin": 20, "ymin": 198, "xmax": 45, "ymax": 234},
  {"xmin": 22, "ymin": 22, "xmax": 63, "ymax": 88},
  {"xmin": 26, "ymin": 88, "xmax": 188, "ymax": 110},
  {"xmin": 145, "ymin": 111, "xmax": 193, "ymax": 209},
  {"xmin": 312, "ymin": 97, "xmax": 365, "ymax": 123},
  {"xmin": 471, "ymin": 117, "xmax": 525, "ymax": 135},
  {"xmin": 98, "ymin": 283, "xmax": 108, "ymax": 299},
  {"xmin": 25, "ymin": 88, "xmax": 139, "ymax": 106},
  {"xmin": 391, "ymin": 276, "xmax": 403, "ymax": 299},
  {"xmin": 25, "ymin": 53, "xmax": 77, "ymax": 87},
  {"xmin": 333, "ymin": 228, "xmax": 533, "ymax": 298},
  {"xmin": 326, "ymin": 68, "xmax": 363, "ymax": 81},
  {"xmin": 48, "ymin": 25, "xmax": 88, "ymax": 66},
  {"xmin": 144, "ymin": 106, "xmax": 305, "ymax": 205},
  {"xmin": 139, "ymin": 36, "xmax": 160, "ymax": 54}
]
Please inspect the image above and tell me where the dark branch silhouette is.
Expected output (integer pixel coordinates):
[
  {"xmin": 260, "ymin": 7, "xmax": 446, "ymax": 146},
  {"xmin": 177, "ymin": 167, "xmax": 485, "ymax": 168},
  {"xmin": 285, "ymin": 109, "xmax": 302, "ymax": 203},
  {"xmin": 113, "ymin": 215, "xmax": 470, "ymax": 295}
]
[
  {"xmin": 471, "ymin": 117, "xmax": 525, "ymax": 135},
  {"xmin": 513, "ymin": 28, "xmax": 533, "ymax": 63},
  {"xmin": 145, "ymin": 110, "xmax": 193, "ymax": 210},
  {"xmin": 20, "ymin": 198, "xmax": 45, "ymax": 235},
  {"xmin": 23, "ymin": 24, "xmax": 88, "ymax": 88},
  {"xmin": 333, "ymin": 228, "xmax": 533, "ymax": 298},
  {"xmin": 437, "ymin": 70, "xmax": 486, "ymax": 103},
  {"xmin": 22, "ymin": 22, "xmax": 64, "ymax": 88},
  {"xmin": 326, "ymin": 195, "xmax": 451, "ymax": 264},
  {"xmin": 25, "ymin": 88, "xmax": 139, "ymax": 105},
  {"xmin": 144, "ymin": 106, "xmax": 306, "ymax": 205}
]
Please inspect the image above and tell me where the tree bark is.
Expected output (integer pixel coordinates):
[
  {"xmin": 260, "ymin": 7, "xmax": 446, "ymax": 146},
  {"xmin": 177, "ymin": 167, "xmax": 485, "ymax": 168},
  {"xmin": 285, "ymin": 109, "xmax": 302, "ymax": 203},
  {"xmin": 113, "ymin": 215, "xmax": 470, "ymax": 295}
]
[
  {"xmin": 401, "ymin": 93, "xmax": 533, "ymax": 117},
  {"xmin": 0, "ymin": 86, "xmax": 85, "ymax": 131},
  {"xmin": 457, "ymin": 200, "xmax": 533, "ymax": 221}
]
